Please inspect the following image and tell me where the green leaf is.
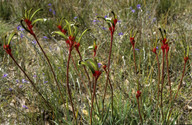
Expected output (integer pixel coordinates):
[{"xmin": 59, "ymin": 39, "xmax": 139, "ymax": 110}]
[
  {"xmin": 79, "ymin": 59, "xmax": 99, "ymax": 74},
  {"xmin": 24, "ymin": 9, "xmax": 28, "ymax": 19},
  {"xmin": 179, "ymin": 40, "xmax": 185, "ymax": 55},
  {"xmin": 111, "ymin": 11, "xmax": 117, "ymax": 19},
  {"xmin": 64, "ymin": 19, "xmax": 72, "ymax": 36},
  {"xmin": 78, "ymin": 29, "xmax": 90, "ymax": 43},
  {"xmin": 32, "ymin": 18, "xmax": 44, "ymax": 25},
  {"xmin": 27, "ymin": 8, "xmax": 33, "ymax": 19},
  {"xmin": 53, "ymin": 31, "xmax": 67, "ymax": 40},
  {"xmin": 8, "ymin": 32, "xmax": 17, "ymax": 45},
  {"xmin": 97, "ymin": 16, "xmax": 106, "ymax": 21},
  {"xmin": 30, "ymin": 8, "xmax": 42, "ymax": 21},
  {"xmin": 159, "ymin": 28, "xmax": 164, "ymax": 39}
]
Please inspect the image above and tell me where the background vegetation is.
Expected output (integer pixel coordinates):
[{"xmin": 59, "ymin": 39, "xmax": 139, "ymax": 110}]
[{"xmin": 0, "ymin": 0, "xmax": 192, "ymax": 124}]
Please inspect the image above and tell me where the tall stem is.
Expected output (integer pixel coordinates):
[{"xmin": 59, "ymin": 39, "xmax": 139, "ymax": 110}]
[
  {"xmin": 133, "ymin": 45, "xmax": 139, "ymax": 90},
  {"xmin": 103, "ymin": 69, "xmax": 113, "ymax": 121},
  {"xmin": 10, "ymin": 55, "xmax": 52, "ymax": 110},
  {"xmin": 137, "ymin": 98, "xmax": 143, "ymax": 123},
  {"xmin": 161, "ymin": 51, "xmax": 165, "ymax": 119},
  {"xmin": 67, "ymin": 48, "xmax": 76, "ymax": 119},
  {"xmin": 166, "ymin": 52, "xmax": 172, "ymax": 102},
  {"xmin": 90, "ymin": 77, "xmax": 97, "ymax": 125},
  {"xmin": 103, "ymin": 31, "xmax": 114, "ymax": 118},
  {"xmin": 174, "ymin": 61, "xmax": 186, "ymax": 99},
  {"xmin": 156, "ymin": 54, "xmax": 160, "ymax": 107},
  {"xmin": 168, "ymin": 61, "xmax": 187, "ymax": 120},
  {"xmin": 77, "ymin": 50, "xmax": 91, "ymax": 92},
  {"xmin": 33, "ymin": 35, "xmax": 65, "ymax": 107}
]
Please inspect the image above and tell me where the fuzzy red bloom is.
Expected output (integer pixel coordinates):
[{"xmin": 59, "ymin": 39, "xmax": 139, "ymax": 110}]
[
  {"xmin": 184, "ymin": 56, "xmax": 189, "ymax": 63},
  {"xmin": 161, "ymin": 38, "xmax": 169, "ymax": 53},
  {"xmin": 61, "ymin": 29, "xmax": 67, "ymax": 34},
  {"xmin": 113, "ymin": 19, "xmax": 117, "ymax": 26},
  {"xmin": 24, "ymin": 19, "xmax": 34, "ymax": 35},
  {"xmin": 130, "ymin": 37, "xmax": 135, "ymax": 47},
  {"xmin": 136, "ymin": 90, "xmax": 141, "ymax": 99},
  {"xmin": 152, "ymin": 47, "xmax": 157, "ymax": 54},
  {"xmin": 69, "ymin": 36, "xmax": 75, "ymax": 41},
  {"xmin": 57, "ymin": 25, "xmax": 62, "ymax": 31},
  {"xmin": 3, "ymin": 44, "xmax": 12, "ymax": 56},
  {"xmin": 93, "ymin": 70, "xmax": 102, "ymax": 79},
  {"xmin": 162, "ymin": 38, "xmax": 167, "ymax": 45},
  {"xmin": 66, "ymin": 40, "xmax": 70, "ymax": 45},
  {"xmin": 109, "ymin": 27, "xmax": 113, "ymax": 32}
]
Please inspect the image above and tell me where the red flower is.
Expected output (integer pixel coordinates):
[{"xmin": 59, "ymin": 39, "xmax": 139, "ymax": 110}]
[
  {"xmin": 113, "ymin": 19, "xmax": 117, "ymax": 26},
  {"xmin": 93, "ymin": 70, "xmax": 102, "ymax": 79},
  {"xmin": 3, "ymin": 44, "xmax": 12, "ymax": 56},
  {"xmin": 69, "ymin": 36, "xmax": 75, "ymax": 41},
  {"xmin": 162, "ymin": 38, "xmax": 167, "ymax": 45},
  {"xmin": 24, "ymin": 19, "xmax": 34, "ymax": 35},
  {"xmin": 58, "ymin": 25, "xmax": 67, "ymax": 34},
  {"xmin": 152, "ymin": 47, "xmax": 157, "ymax": 54},
  {"xmin": 161, "ymin": 38, "xmax": 169, "ymax": 53},
  {"xmin": 184, "ymin": 56, "xmax": 189, "ymax": 63},
  {"xmin": 57, "ymin": 25, "xmax": 62, "ymax": 31},
  {"xmin": 136, "ymin": 90, "xmax": 141, "ymax": 99},
  {"xmin": 61, "ymin": 29, "xmax": 67, "ymax": 34},
  {"xmin": 130, "ymin": 37, "xmax": 135, "ymax": 47}
]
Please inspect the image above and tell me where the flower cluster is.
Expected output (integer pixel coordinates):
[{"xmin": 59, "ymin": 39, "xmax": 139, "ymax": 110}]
[
  {"xmin": 136, "ymin": 90, "xmax": 141, "ymax": 99},
  {"xmin": 161, "ymin": 38, "xmax": 169, "ymax": 53},
  {"xmin": 3, "ymin": 44, "xmax": 12, "ymax": 56},
  {"xmin": 24, "ymin": 19, "xmax": 34, "ymax": 35},
  {"xmin": 130, "ymin": 37, "xmax": 135, "ymax": 47},
  {"xmin": 57, "ymin": 25, "xmax": 67, "ymax": 34}
]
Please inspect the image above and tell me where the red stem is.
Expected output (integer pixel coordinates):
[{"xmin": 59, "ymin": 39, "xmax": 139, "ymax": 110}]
[
  {"xmin": 77, "ymin": 50, "xmax": 91, "ymax": 92},
  {"xmin": 166, "ymin": 52, "xmax": 172, "ymax": 102},
  {"xmin": 103, "ymin": 31, "xmax": 114, "ymax": 117},
  {"xmin": 161, "ymin": 51, "xmax": 165, "ymax": 118},
  {"xmin": 168, "ymin": 61, "xmax": 187, "ymax": 120},
  {"xmin": 174, "ymin": 61, "xmax": 186, "ymax": 99},
  {"xmin": 90, "ymin": 77, "xmax": 97, "ymax": 125},
  {"xmin": 67, "ymin": 48, "xmax": 76, "ymax": 119},
  {"xmin": 33, "ymin": 34, "xmax": 66, "ymax": 107},
  {"xmin": 137, "ymin": 98, "xmax": 143, "ymax": 123},
  {"xmin": 10, "ymin": 55, "xmax": 52, "ymax": 110},
  {"xmin": 156, "ymin": 53, "xmax": 160, "ymax": 107}
]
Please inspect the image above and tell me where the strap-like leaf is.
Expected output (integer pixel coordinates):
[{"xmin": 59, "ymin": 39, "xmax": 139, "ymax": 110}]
[
  {"xmin": 179, "ymin": 40, "xmax": 185, "ymax": 55},
  {"xmin": 53, "ymin": 31, "xmax": 67, "ymax": 40},
  {"xmin": 8, "ymin": 32, "xmax": 17, "ymax": 45},
  {"xmin": 111, "ymin": 11, "xmax": 117, "ymax": 19},
  {"xmin": 79, "ymin": 59, "xmax": 99, "ymax": 74},
  {"xmin": 79, "ymin": 60, "xmax": 95, "ymax": 74},
  {"xmin": 24, "ymin": 9, "xmax": 28, "ymax": 19},
  {"xmin": 30, "ymin": 8, "xmax": 42, "ymax": 21},
  {"xmin": 78, "ymin": 29, "xmax": 90, "ymax": 43},
  {"xmin": 32, "ymin": 18, "xmax": 44, "ymax": 25},
  {"xmin": 27, "ymin": 8, "xmax": 33, "ymax": 19},
  {"xmin": 159, "ymin": 28, "xmax": 164, "ymax": 39},
  {"xmin": 64, "ymin": 19, "xmax": 72, "ymax": 36},
  {"xmin": 97, "ymin": 16, "xmax": 106, "ymax": 21}
]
